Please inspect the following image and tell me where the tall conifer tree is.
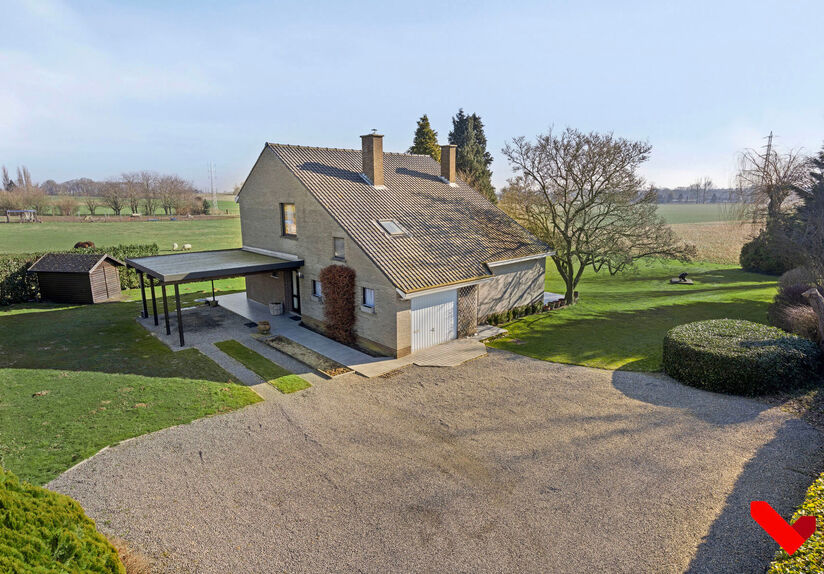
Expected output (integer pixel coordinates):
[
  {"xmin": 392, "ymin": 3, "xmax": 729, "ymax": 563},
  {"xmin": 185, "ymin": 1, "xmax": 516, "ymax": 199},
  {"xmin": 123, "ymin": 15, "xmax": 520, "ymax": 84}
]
[{"xmin": 408, "ymin": 114, "xmax": 441, "ymax": 161}]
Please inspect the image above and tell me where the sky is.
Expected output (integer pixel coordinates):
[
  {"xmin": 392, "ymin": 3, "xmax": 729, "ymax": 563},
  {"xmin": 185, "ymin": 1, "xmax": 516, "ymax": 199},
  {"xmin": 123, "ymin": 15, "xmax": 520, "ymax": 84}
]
[{"xmin": 1, "ymin": 0, "xmax": 822, "ymax": 193}]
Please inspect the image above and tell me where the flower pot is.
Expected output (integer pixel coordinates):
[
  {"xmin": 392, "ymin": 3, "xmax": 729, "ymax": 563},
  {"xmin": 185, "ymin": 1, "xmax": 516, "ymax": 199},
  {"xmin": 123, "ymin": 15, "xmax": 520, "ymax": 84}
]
[{"xmin": 257, "ymin": 321, "xmax": 271, "ymax": 335}]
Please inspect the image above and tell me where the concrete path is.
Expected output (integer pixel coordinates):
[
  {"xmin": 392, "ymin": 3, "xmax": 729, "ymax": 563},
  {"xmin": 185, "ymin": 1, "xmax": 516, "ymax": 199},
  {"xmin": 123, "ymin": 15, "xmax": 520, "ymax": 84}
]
[
  {"xmin": 49, "ymin": 350, "xmax": 823, "ymax": 573},
  {"xmin": 213, "ymin": 293, "xmax": 498, "ymax": 377}
]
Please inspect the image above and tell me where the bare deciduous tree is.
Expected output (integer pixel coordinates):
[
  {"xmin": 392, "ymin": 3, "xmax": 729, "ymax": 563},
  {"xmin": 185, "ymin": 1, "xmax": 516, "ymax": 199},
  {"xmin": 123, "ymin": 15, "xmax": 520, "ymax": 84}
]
[
  {"xmin": 139, "ymin": 171, "xmax": 160, "ymax": 215},
  {"xmin": 84, "ymin": 195, "xmax": 100, "ymax": 215},
  {"xmin": 121, "ymin": 172, "xmax": 142, "ymax": 215},
  {"xmin": 2, "ymin": 166, "xmax": 13, "ymax": 190},
  {"xmin": 501, "ymin": 127, "xmax": 696, "ymax": 303},
  {"xmin": 101, "ymin": 180, "xmax": 125, "ymax": 215},
  {"xmin": 737, "ymin": 134, "xmax": 808, "ymax": 221}
]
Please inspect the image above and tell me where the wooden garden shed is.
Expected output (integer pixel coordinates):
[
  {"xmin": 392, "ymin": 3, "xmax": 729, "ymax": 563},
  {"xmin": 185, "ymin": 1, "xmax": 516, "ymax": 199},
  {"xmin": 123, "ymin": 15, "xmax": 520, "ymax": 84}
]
[{"xmin": 27, "ymin": 253, "xmax": 124, "ymax": 304}]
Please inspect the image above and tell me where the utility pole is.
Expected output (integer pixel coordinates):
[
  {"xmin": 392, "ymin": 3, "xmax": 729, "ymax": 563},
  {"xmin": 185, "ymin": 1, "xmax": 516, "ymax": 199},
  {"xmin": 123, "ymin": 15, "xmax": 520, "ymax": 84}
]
[{"xmin": 209, "ymin": 162, "xmax": 217, "ymax": 214}]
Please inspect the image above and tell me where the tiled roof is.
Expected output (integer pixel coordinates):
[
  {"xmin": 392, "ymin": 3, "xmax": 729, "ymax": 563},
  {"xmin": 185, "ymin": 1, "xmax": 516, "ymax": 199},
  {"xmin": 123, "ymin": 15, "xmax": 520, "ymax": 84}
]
[
  {"xmin": 266, "ymin": 143, "xmax": 550, "ymax": 293},
  {"xmin": 28, "ymin": 253, "xmax": 123, "ymax": 274}
]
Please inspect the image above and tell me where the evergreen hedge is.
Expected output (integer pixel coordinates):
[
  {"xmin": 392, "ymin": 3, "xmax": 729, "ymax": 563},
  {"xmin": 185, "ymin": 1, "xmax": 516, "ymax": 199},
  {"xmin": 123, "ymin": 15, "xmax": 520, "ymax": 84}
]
[
  {"xmin": 662, "ymin": 319, "xmax": 821, "ymax": 395},
  {"xmin": 0, "ymin": 467, "xmax": 124, "ymax": 573},
  {"xmin": 0, "ymin": 244, "xmax": 158, "ymax": 306}
]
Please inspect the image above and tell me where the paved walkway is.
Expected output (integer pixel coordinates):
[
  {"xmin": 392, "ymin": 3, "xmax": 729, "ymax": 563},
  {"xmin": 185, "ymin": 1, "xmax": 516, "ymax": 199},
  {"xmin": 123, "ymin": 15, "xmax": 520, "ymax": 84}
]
[
  {"xmin": 213, "ymin": 293, "xmax": 498, "ymax": 377},
  {"xmin": 50, "ymin": 351, "xmax": 823, "ymax": 573}
]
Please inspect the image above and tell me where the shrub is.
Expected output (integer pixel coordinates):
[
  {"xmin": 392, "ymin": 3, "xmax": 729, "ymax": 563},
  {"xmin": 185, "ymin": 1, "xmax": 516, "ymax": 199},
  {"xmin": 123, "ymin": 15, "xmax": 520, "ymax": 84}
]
[
  {"xmin": 0, "ymin": 243, "xmax": 159, "ymax": 305},
  {"xmin": 318, "ymin": 264, "xmax": 356, "ymax": 345},
  {"xmin": 740, "ymin": 228, "xmax": 801, "ymax": 275},
  {"xmin": 55, "ymin": 196, "xmax": 79, "ymax": 216},
  {"xmin": 662, "ymin": 319, "xmax": 821, "ymax": 395},
  {"xmin": 768, "ymin": 268, "xmax": 823, "ymax": 343},
  {"xmin": 768, "ymin": 473, "xmax": 824, "ymax": 573},
  {"xmin": 0, "ymin": 467, "xmax": 124, "ymax": 573},
  {"xmin": 780, "ymin": 267, "xmax": 819, "ymax": 292}
]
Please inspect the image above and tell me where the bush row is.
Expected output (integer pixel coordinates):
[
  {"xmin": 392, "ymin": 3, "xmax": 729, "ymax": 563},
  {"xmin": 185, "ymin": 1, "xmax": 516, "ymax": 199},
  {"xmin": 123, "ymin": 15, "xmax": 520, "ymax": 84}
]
[
  {"xmin": 0, "ymin": 243, "xmax": 159, "ymax": 306},
  {"xmin": 767, "ymin": 473, "xmax": 824, "ymax": 573},
  {"xmin": 485, "ymin": 301, "xmax": 544, "ymax": 326},
  {"xmin": 0, "ymin": 467, "xmax": 124, "ymax": 573},
  {"xmin": 663, "ymin": 319, "xmax": 821, "ymax": 395}
]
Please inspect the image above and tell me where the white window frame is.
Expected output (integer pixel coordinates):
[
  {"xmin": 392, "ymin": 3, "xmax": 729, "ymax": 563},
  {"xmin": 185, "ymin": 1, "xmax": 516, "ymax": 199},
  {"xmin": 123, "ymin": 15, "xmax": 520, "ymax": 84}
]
[
  {"xmin": 281, "ymin": 203, "xmax": 297, "ymax": 236},
  {"xmin": 362, "ymin": 287, "xmax": 375, "ymax": 309},
  {"xmin": 333, "ymin": 237, "xmax": 345, "ymax": 260},
  {"xmin": 311, "ymin": 279, "xmax": 322, "ymax": 299},
  {"xmin": 376, "ymin": 219, "xmax": 408, "ymax": 236}
]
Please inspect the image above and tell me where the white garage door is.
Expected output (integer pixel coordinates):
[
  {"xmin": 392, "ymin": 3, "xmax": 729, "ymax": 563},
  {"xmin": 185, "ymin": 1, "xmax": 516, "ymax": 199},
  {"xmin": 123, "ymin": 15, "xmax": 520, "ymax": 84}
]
[{"xmin": 411, "ymin": 289, "xmax": 457, "ymax": 352}]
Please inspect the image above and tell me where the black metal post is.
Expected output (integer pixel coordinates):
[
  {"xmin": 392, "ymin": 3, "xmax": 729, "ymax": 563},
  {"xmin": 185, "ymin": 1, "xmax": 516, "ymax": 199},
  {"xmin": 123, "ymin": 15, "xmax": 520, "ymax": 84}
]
[
  {"xmin": 161, "ymin": 284, "xmax": 171, "ymax": 335},
  {"xmin": 211, "ymin": 280, "xmax": 216, "ymax": 302},
  {"xmin": 149, "ymin": 276, "xmax": 158, "ymax": 326},
  {"xmin": 138, "ymin": 272, "xmax": 148, "ymax": 318},
  {"xmin": 174, "ymin": 284, "xmax": 184, "ymax": 346}
]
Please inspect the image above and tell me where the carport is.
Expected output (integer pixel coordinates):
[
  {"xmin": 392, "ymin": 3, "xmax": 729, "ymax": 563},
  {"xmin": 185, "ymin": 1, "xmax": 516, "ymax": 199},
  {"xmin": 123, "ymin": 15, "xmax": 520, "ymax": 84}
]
[{"xmin": 126, "ymin": 248, "xmax": 303, "ymax": 346}]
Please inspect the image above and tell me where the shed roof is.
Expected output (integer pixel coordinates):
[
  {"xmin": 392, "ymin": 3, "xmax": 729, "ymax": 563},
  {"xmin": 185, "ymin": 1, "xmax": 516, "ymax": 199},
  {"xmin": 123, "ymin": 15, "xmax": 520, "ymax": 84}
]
[
  {"xmin": 263, "ymin": 144, "xmax": 550, "ymax": 293},
  {"xmin": 126, "ymin": 248, "xmax": 302, "ymax": 283},
  {"xmin": 28, "ymin": 253, "xmax": 124, "ymax": 274}
]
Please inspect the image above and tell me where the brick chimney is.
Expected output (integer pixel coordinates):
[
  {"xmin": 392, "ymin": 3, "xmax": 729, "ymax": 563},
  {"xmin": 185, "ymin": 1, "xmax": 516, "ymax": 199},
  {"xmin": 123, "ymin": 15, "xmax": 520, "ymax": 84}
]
[
  {"xmin": 440, "ymin": 144, "xmax": 457, "ymax": 184},
  {"xmin": 361, "ymin": 132, "xmax": 384, "ymax": 187}
]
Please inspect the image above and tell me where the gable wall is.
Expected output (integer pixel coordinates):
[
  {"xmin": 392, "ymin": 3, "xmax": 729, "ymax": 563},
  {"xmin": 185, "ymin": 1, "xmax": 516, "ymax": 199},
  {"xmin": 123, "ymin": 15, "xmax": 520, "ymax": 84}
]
[
  {"xmin": 477, "ymin": 258, "xmax": 546, "ymax": 319},
  {"xmin": 239, "ymin": 149, "xmax": 410, "ymax": 356}
]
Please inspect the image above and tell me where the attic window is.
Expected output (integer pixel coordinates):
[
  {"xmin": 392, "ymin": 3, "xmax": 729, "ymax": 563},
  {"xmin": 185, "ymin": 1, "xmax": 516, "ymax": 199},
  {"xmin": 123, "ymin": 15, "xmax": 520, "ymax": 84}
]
[{"xmin": 377, "ymin": 219, "xmax": 407, "ymax": 236}]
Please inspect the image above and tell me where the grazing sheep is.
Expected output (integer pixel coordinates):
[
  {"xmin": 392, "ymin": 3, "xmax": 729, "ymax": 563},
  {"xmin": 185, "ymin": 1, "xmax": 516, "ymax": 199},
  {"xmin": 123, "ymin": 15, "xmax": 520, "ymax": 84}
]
[
  {"xmin": 73, "ymin": 241, "xmax": 95, "ymax": 249},
  {"xmin": 183, "ymin": 243, "xmax": 192, "ymax": 250},
  {"xmin": 172, "ymin": 242, "xmax": 179, "ymax": 251}
]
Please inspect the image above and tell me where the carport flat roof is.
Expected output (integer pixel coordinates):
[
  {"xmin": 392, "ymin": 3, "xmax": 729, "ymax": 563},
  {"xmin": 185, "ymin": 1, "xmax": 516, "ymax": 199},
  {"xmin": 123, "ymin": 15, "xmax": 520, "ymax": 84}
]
[{"xmin": 126, "ymin": 248, "xmax": 302, "ymax": 283}]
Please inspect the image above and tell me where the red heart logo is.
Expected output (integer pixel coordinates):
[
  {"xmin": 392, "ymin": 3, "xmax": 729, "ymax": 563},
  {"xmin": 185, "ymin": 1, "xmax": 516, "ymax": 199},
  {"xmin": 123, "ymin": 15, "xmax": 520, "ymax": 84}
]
[{"xmin": 751, "ymin": 501, "xmax": 816, "ymax": 555}]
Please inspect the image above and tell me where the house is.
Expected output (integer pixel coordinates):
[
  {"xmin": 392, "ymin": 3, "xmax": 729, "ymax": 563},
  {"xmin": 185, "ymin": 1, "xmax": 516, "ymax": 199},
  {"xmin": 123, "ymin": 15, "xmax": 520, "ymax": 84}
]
[
  {"xmin": 236, "ymin": 133, "xmax": 550, "ymax": 357},
  {"xmin": 28, "ymin": 253, "xmax": 124, "ymax": 304}
]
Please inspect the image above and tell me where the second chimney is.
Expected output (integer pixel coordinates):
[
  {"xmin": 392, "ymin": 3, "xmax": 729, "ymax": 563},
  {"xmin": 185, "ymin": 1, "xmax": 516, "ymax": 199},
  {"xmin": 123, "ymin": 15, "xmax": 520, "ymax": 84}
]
[
  {"xmin": 440, "ymin": 144, "xmax": 457, "ymax": 184},
  {"xmin": 361, "ymin": 132, "xmax": 384, "ymax": 187}
]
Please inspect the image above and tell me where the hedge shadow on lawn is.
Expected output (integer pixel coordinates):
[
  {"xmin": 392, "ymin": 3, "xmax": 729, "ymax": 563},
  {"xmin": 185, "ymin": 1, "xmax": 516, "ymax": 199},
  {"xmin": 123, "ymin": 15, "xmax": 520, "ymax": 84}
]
[{"xmin": 683, "ymin": 418, "xmax": 824, "ymax": 573}]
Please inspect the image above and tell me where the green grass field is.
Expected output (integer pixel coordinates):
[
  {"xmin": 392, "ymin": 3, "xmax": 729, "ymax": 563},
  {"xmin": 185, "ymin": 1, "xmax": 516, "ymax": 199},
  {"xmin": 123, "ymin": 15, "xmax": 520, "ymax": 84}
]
[
  {"xmin": 488, "ymin": 260, "xmax": 777, "ymax": 372},
  {"xmin": 656, "ymin": 203, "xmax": 745, "ymax": 224},
  {"xmin": 0, "ymin": 217, "xmax": 240, "ymax": 254},
  {"xmin": 0, "ymin": 294, "xmax": 259, "ymax": 485}
]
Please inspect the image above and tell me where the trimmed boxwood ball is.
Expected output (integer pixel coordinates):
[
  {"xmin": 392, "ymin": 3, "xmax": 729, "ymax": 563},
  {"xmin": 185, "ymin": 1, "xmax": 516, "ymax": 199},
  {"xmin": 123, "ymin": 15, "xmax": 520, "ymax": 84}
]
[{"xmin": 663, "ymin": 319, "xmax": 821, "ymax": 395}]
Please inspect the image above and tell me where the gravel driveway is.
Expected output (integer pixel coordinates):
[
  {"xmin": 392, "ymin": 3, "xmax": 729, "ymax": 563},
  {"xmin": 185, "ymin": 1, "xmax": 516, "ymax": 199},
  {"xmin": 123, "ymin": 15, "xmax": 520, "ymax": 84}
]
[{"xmin": 49, "ymin": 350, "xmax": 823, "ymax": 573}]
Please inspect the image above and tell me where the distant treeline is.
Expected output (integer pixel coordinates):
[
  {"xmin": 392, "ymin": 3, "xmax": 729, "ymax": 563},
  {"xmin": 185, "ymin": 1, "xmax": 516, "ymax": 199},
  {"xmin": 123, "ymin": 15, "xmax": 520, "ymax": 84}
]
[
  {"xmin": 1, "ymin": 166, "xmax": 212, "ymax": 216},
  {"xmin": 653, "ymin": 187, "xmax": 750, "ymax": 204}
]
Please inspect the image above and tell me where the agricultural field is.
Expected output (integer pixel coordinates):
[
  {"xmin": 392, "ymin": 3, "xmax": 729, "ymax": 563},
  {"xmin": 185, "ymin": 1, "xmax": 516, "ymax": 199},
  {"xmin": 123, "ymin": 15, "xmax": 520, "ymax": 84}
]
[
  {"xmin": 0, "ymin": 217, "xmax": 241, "ymax": 254},
  {"xmin": 656, "ymin": 202, "xmax": 748, "ymax": 224}
]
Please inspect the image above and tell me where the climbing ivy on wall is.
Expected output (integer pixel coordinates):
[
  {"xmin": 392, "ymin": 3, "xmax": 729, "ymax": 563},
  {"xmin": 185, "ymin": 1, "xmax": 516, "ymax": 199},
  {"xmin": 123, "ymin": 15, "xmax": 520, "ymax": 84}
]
[{"xmin": 318, "ymin": 264, "xmax": 357, "ymax": 345}]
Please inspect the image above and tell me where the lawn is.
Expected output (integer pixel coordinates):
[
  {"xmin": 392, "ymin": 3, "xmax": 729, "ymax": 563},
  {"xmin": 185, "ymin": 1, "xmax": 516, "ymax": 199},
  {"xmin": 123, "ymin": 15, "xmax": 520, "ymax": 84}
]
[
  {"xmin": 488, "ymin": 260, "xmax": 777, "ymax": 372},
  {"xmin": 0, "ymin": 294, "xmax": 260, "ymax": 484},
  {"xmin": 0, "ymin": 217, "xmax": 240, "ymax": 254},
  {"xmin": 215, "ymin": 339, "xmax": 311, "ymax": 393}
]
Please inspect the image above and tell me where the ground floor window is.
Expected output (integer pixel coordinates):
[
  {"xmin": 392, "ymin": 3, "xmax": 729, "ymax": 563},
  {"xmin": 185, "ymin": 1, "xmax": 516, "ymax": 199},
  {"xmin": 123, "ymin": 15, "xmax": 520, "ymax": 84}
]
[
  {"xmin": 362, "ymin": 287, "xmax": 375, "ymax": 308},
  {"xmin": 312, "ymin": 279, "xmax": 322, "ymax": 298}
]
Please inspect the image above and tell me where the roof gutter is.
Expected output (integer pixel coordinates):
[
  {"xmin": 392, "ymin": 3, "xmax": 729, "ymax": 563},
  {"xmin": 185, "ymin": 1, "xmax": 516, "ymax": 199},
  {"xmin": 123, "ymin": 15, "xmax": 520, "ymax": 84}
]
[
  {"xmin": 396, "ymin": 276, "xmax": 493, "ymax": 300},
  {"xmin": 486, "ymin": 251, "xmax": 554, "ymax": 269}
]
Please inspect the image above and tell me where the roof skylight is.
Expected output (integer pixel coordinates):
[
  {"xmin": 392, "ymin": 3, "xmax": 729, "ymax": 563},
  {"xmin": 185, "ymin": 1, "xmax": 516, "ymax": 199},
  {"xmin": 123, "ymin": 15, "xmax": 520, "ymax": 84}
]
[{"xmin": 377, "ymin": 219, "xmax": 407, "ymax": 236}]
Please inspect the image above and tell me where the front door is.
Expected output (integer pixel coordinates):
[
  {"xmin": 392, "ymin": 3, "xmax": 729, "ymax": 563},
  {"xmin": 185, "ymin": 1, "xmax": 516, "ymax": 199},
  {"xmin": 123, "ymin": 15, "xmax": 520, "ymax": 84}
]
[{"xmin": 291, "ymin": 270, "xmax": 301, "ymax": 314}]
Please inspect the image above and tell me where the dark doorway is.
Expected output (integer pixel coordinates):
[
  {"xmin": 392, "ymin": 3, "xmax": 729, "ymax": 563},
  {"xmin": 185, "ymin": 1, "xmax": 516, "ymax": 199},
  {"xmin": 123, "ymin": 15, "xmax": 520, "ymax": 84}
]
[{"xmin": 291, "ymin": 269, "xmax": 301, "ymax": 314}]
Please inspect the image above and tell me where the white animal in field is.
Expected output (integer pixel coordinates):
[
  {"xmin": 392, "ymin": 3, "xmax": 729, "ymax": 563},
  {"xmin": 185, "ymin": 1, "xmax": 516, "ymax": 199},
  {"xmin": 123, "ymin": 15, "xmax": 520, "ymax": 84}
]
[
  {"xmin": 172, "ymin": 242, "xmax": 179, "ymax": 251},
  {"xmin": 183, "ymin": 243, "xmax": 192, "ymax": 250}
]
